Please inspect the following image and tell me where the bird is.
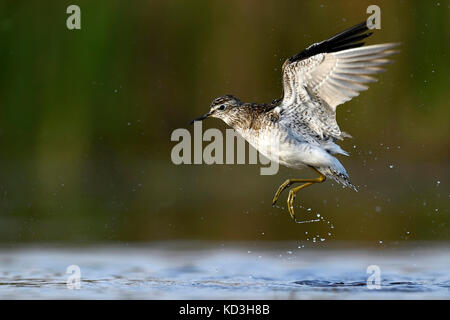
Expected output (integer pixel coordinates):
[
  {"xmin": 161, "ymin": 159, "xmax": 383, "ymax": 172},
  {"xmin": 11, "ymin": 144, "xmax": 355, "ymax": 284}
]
[{"xmin": 191, "ymin": 21, "xmax": 399, "ymax": 223}]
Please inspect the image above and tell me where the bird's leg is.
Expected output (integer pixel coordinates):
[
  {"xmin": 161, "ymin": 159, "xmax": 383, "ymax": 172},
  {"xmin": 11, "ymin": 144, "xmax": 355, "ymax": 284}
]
[
  {"xmin": 272, "ymin": 167, "xmax": 326, "ymax": 206},
  {"xmin": 285, "ymin": 168, "xmax": 326, "ymax": 222},
  {"xmin": 287, "ymin": 182, "xmax": 314, "ymax": 222}
]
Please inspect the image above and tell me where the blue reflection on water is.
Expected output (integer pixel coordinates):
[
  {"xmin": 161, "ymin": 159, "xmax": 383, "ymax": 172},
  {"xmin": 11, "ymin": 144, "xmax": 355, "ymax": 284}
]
[{"xmin": 0, "ymin": 242, "xmax": 449, "ymax": 299}]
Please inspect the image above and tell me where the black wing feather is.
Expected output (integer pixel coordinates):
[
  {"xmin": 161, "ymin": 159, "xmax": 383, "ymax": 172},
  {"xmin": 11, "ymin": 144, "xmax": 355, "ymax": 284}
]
[{"xmin": 289, "ymin": 21, "xmax": 371, "ymax": 63}]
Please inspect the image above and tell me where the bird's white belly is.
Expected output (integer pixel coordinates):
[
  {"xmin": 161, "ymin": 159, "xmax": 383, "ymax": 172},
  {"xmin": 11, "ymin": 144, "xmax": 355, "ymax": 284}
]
[{"xmin": 240, "ymin": 127, "xmax": 333, "ymax": 169}]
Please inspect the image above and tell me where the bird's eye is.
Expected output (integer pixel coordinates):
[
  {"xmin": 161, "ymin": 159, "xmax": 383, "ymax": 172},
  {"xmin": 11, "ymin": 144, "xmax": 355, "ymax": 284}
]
[{"xmin": 218, "ymin": 104, "xmax": 226, "ymax": 111}]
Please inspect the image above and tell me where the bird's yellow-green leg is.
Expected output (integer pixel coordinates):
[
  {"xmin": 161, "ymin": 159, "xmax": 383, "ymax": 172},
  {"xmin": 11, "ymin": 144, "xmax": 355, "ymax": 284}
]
[
  {"xmin": 287, "ymin": 182, "xmax": 314, "ymax": 222},
  {"xmin": 285, "ymin": 168, "xmax": 326, "ymax": 222},
  {"xmin": 272, "ymin": 167, "xmax": 326, "ymax": 206}
]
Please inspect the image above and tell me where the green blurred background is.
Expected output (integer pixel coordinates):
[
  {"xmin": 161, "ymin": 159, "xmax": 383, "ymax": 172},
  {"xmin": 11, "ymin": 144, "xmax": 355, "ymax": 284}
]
[{"xmin": 0, "ymin": 0, "xmax": 448, "ymax": 243}]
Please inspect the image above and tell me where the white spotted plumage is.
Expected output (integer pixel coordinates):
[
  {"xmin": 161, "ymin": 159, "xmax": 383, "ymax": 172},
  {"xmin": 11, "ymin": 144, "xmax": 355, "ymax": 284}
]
[{"xmin": 195, "ymin": 22, "xmax": 399, "ymax": 200}]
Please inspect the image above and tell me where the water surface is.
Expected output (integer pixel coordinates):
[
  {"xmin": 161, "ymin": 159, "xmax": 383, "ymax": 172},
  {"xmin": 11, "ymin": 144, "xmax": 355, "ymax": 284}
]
[{"xmin": 0, "ymin": 242, "xmax": 449, "ymax": 299}]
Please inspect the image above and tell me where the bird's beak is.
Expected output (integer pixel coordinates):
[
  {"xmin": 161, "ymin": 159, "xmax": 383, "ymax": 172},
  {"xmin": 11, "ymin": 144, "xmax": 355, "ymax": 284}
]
[{"xmin": 190, "ymin": 111, "xmax": 212, "ymax": 125}]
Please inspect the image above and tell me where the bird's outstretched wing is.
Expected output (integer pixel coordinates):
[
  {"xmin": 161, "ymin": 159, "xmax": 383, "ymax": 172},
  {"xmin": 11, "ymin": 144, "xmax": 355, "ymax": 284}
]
[{"xmin": 279, "ymin": 22, "xmax": 399, "ymax": 139}]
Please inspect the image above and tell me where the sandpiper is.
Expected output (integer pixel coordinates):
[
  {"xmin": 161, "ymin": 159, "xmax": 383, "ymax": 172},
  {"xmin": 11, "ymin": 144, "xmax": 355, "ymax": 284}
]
[{"xmin": 191, "ymin": 21, "xmax": 399, "ymax": 223}]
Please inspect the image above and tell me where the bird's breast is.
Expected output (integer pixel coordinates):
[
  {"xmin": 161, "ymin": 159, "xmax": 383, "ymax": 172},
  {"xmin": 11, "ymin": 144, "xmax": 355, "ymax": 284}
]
[{"xmin": 237, "ymin": 123, "xmax": 302, "ymax": 167}]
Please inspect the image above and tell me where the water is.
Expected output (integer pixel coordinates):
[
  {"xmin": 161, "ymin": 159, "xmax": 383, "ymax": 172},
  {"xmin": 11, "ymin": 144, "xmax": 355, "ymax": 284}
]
[{"xmin": 0, "ymin": 242, "xmax": 449, "ymax": 299}]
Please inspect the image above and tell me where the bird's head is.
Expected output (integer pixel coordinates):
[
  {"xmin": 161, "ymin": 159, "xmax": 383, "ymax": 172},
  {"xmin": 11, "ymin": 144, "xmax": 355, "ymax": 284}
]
[{"xmin": 190, "ymin": 95, "xmax": 242, "ymax": 125}]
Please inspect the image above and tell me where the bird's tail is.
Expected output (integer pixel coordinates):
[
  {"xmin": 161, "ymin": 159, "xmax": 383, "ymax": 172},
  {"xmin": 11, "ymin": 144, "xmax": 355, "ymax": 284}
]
[
  {"xmin": 317, "ymin": 160, "xmax": 358, "ymax": 191},
  {"xmin": 327, "ymin": 169, "xmax": 358, "ymax": 191}
]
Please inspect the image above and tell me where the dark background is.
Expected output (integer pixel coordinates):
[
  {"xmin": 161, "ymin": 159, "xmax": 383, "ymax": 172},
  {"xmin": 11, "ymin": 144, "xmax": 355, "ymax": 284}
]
[{"xmin": 0, "ymin": 0, "xmax": 448, "ymax": 243}]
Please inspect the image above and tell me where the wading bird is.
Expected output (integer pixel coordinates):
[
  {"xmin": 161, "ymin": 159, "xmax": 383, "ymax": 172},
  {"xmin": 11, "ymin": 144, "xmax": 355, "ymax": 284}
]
[{"xmin": 191, "ymin": 21, "xmax": 398, "ymax": 223}]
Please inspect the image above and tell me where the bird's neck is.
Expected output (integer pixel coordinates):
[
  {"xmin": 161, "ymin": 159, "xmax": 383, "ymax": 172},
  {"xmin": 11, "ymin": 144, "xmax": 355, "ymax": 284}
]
[{"xmin": 224, "ymin": 103, "xmax": 274, "ymax": 133}]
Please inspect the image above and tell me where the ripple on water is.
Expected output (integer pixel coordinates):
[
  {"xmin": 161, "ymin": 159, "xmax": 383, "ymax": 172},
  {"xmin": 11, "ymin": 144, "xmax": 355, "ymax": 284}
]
[{"xmin": 0, "ymin": 244, "xmax": 449, "ymax": 299}]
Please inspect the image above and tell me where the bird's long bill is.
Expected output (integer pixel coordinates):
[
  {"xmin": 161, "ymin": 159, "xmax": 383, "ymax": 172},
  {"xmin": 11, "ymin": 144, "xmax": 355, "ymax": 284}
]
[{"xmin": 190, "ymin": 111, "xmax": 212, "ymax": 125}]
